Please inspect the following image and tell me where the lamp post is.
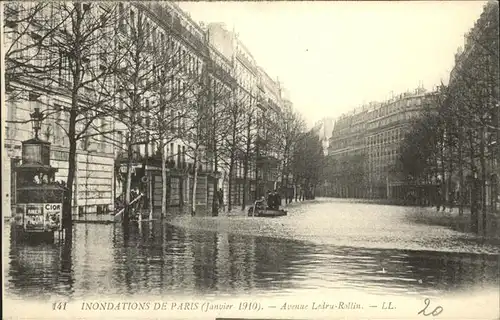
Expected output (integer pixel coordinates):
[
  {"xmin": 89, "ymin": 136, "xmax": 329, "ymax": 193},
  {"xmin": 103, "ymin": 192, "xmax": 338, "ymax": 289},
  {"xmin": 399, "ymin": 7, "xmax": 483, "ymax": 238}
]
[{"xmin": 30, "ymin": 107, "xmax": 43, "ymax": 139}]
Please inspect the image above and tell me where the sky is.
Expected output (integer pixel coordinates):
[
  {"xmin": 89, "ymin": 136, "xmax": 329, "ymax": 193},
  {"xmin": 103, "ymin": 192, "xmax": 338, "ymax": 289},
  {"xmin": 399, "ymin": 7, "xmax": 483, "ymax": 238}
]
[{"xmin": 177, "ymin": 1, "xmax": 487, "ymax": 127}]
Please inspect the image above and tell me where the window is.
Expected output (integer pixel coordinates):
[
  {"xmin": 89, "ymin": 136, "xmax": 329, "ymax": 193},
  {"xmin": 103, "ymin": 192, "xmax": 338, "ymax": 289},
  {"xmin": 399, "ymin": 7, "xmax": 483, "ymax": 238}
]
[
  {"xmin": 170, "ymin": 109, "xmax": 175, "ymax": 133},
  {"xmin": 152, "ymin": 28, "xmax": 157, "ymax": 47},
  {"xmin": 53, "ymin": 104, "xmax": 66, "ymax": 145},
  {"xmin": 182, "ymin": 49, "xmax": 186, "ymax": 72},
  {"xmin": 116, "ymin": 131, "xmax": 123, "ymax": 151},
  {"xmin": 182, "ymin": 146, "xmax": 186, "ymax": 166},
  {"xmin": 118, "ymin": 3, "xmax": 125, "ymax": 32},
  {"xmin": 169, "ymin": 76, "xmax": 174, "ymax": 91},
  {"xmin": 144, "ymin": 21, "xmax": 150, "ymax": 46},
  {"xmin": 100, "ymin": 120, "xmax": 108, "ymax": 153},
  {"xmin": 177, "ymin": 145, "xmax": 181, "ymax": 168},
  {"xmin": 145, "ymin": 100, "xmax": 150, "ymax": 127},
  {"xmin": 177, "ymin": 111, "xmax": 181, "ymax": 135},
  {"xmin": 130, "ymin": 9, "xmax": 135, "ymax": 32},
  {"xmin": 58, "ymin": 50, "xmax": 70, "ymax": 84}
]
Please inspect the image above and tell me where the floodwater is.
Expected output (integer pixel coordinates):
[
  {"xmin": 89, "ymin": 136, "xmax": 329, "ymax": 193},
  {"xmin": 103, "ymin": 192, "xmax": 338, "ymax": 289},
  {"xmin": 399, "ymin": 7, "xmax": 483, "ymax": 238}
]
[{"xmin": 3, "ymin": 198, "xmax": 499, "ymax": 300}]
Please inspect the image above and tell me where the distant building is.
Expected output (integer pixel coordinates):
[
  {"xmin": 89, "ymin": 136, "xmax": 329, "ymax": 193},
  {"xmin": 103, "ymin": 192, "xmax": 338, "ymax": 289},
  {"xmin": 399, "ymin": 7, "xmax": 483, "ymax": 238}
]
[
  {"xmin": 327, "ymin": 88, "xmax": 439, "ymax": 199},
  {"xmin": 313, "ymin": 117, "xmax": 334, "ymax": 155}
]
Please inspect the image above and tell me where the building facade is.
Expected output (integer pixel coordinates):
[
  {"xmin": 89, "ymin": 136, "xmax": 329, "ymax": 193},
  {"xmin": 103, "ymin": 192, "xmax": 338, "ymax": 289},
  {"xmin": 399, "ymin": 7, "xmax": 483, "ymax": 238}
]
[
  {"xmin": 3, "ymin": 2, "xmax": 117, "ymax": 218},
  {"xmin": 206, "ymin": 22, "xmax": 287, "ymax": 205},
  {"xmin": 314, "ymin": 117, "xmax": 334, "ymax": 156},
  {"xmin": 2, "ymin": 2, "xmax": 292, "ymax": 217},
  {"xmin": 328, "ymin": 88, "xmax": 438, "ymax": 199}
]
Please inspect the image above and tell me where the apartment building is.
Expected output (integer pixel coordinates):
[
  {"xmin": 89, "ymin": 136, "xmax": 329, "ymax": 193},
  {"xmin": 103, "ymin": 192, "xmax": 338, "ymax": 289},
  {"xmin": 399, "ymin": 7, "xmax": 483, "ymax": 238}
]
[
  {"xmin": 3, "ymin": 2, "xmax": 291, "ymax": 216},
  {"xmin": 328, "ymin": 88, "xmax": 438, "ymax": 199},
  {"xmin": 205, "ymin": 22, "xmax": 287, "ymax": 204},
  {"xmin": 257, "ymin": 67, "xmax": 283, "ymax": 195}
]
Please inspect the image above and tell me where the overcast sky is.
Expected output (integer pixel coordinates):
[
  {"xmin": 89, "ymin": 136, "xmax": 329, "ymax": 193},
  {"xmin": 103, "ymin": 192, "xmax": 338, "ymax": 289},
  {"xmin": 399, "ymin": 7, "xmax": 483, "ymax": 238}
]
[{"xmin": 178, "ymin": 1, "xmax": 486, "ymax": 127}]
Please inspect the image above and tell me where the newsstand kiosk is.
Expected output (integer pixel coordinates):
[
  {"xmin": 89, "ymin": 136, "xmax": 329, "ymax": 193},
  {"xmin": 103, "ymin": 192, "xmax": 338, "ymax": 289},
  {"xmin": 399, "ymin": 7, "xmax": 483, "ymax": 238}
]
[{"xmin": 12, "ymin": 137, "xmax": 65, "ymax": 243}]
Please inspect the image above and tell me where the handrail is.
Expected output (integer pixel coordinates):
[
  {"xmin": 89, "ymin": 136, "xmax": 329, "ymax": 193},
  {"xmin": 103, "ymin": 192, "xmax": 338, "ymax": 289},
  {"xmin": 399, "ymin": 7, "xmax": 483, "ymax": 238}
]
[{"xmin": 114, "ymin": 193, "xmax": 144, "ymax": 222}]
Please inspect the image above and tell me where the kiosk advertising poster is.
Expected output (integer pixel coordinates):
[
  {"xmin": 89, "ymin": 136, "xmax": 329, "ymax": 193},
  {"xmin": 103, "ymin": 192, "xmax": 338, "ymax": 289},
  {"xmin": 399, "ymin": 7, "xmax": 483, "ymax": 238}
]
[
  {"xmin": 24, "ymin": 204, "xmax": 45, "ymax": 231},
  {"xmin": 43, "ymin": 203, "xmax": 62, "ymax": 231},
  {"xmin": 14, "ymin": 204, "xmax": 25, "ymax": 227}
]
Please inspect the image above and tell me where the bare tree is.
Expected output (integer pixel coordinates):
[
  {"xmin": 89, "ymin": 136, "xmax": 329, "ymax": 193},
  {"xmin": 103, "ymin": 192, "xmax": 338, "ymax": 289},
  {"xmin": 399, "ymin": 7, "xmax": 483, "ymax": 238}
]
[
  {"xmin": 3, "ymin": 2, "xmax": 60, "ymax": 102},
  {"xmin": 5, "ymin": 3, "xmax": 124, "ymax": 233},
  {"xmin": 220, "ymin": 89, "xmax": 247, "ymax": 211},
  {"xmin": 239, "ymin": 91, "xmax": 258, "ymax": 211},
  {"xmin": 109, "ymin": 5, "xmax": 198, "ymax": 223},
  {"xmin": 275, "ymin": 106, "xmax": 306, "ymax": 203},
  {"xmin": 207, "ymin": 73, "xmax": 233, "ymax": 216},
  {"xmin": 182, "ymin": 85, "xmax": 209, "ymax": 216},
  {"xmin": 179, "ymin": 58, "xmax": 233, "ymax": 216}
]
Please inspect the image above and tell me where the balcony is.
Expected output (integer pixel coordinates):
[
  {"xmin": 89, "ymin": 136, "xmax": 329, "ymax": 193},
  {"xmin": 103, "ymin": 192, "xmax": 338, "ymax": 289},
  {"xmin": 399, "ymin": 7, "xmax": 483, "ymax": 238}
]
[
  {"xmin": 236, "ymin": 52, "xmax": 258, "ymax": 75},
  {"xmin": 172, "ymin": 18, "xmax": 205, "ymax": 52},
  {"xmin": 256, "ymin": 96, "xmax": 268, "ymax": 111},
  {"xmin": 139, "ymin": 3, "xmax": 206, "ymax": 53},
  {"xmin": 208, "ymin": 60, "xmax": 238, "ymax": 89},
  {"xmin": 257, "ymin": 80, "xmax": 265, "ymax": 93}
]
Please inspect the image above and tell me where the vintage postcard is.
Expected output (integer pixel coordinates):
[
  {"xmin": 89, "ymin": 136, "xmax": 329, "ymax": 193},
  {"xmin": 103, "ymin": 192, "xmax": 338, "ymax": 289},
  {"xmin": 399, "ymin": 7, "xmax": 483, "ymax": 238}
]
[{"xmin": 2, "ymin": 1, "xmax": 499, "ymax": 319}]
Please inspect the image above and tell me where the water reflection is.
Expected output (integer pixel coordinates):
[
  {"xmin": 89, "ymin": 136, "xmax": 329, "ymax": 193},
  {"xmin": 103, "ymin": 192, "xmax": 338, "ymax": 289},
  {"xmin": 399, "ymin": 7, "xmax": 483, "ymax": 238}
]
[
  {"xmin": 5, "ymin": 221, "xmax": 499, "ymax": 299},
  {"xmin": 8, "ymin": 229, "xmax": 75, "ymax": 299}
]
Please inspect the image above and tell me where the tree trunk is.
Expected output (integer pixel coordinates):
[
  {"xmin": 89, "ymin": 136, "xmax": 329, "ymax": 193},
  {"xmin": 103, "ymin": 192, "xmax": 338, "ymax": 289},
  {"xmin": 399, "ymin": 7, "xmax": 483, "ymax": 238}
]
[
  {"xmin": 123, "ymin": 143, "xmax": 133, "ymax": 226},
  {"xmin": 458, "ymin": 126, "xmax": 464, "ymax": 217},
  {"xmin": 161, "ymin": 141, "xmax": 167, "ymax": 219},
  {"xmin": 63, "ymin": 132, "xmax": 77, "ymax": 233},
  {"xmin": 227, "ymin": 117, "xmax": 238, "ymax": 212},
  {"xmin": 191, "ymin": 151, "xmax": 198, "ymax": 216},
  {"xmin": 228, "ymin": 156, "xmax": 234, "ymax": 212},
  {"xmin": 479, "ymin": 126, "xmax": 487, "ymax": 235},
  {"xmin": 212, "ymin": 151, "xmax": 219, "ymax": 216},
  {"xmin": 447, "ymin": 138, "xmax": 454, "ymax": 210},
  {"xmin": 242, "ymin": 114, "xmax": 252, "ymax": 211},
  {"xmin": 440, "ymin": 133, "xmax": 446, "ymax": 207},
  {"xmin": 282, "ymin": 145, "xmax": 289, "ymax": 204},
  {"xmin": 242, "ymin": 157, "xmax": 249, "ymax": 211},
  {"xmin": 469, "ymin": 130, "xmax": 478, "ymax": 233},
  {"xmin": 64, "ymin": 5, "xmax": 83, "ymax": 235}
]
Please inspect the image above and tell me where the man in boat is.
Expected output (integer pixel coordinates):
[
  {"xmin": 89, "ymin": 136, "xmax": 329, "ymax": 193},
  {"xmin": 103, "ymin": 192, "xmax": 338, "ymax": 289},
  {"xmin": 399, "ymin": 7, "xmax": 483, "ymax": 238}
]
[
  {"xmin": 254, "ymin": 196, "xmax": 267, "ymax": 212},
  {"xmin": 273, "ymin": 190, "xmax": 281, "ymax": 209},
  {"xmin": 266, "ymin": 191, "xmax": 274, "ymax": 210}
]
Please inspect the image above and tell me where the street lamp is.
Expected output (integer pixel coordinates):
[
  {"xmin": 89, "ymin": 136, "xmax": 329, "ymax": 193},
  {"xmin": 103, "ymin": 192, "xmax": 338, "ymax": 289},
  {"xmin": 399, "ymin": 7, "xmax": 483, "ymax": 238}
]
[{"xmin": 30, "ymin": 107, "xmax": 43, "ymax": 139}]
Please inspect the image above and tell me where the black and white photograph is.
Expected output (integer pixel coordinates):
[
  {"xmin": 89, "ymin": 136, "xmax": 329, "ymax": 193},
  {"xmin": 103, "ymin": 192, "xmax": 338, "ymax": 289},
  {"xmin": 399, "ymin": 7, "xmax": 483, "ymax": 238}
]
[{"xmin": 1, "ymin": 1, "xmax": 499, "ymax": 319}]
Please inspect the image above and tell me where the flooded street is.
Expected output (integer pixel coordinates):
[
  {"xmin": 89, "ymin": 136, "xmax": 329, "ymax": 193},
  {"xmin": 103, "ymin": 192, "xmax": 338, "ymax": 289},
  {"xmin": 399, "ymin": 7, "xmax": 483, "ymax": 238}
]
[{"xmin": 4, "ymin": 199, "xmax": 499, "ymax": 300}]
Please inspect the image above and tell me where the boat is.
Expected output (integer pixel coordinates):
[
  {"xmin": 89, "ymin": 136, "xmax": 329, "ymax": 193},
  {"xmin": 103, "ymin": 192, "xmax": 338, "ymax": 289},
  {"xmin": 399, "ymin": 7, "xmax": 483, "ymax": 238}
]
[{"xmin": 247, "ymin": 204, "xmax": 287, "ymax": 217}]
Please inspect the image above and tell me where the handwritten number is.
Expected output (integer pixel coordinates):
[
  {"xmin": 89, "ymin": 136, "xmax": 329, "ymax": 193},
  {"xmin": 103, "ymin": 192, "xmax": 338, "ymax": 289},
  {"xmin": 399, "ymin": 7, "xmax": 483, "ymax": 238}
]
[{"xmin": 418, "ymin": 298, "xmax": 443, "ymax": 316}]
